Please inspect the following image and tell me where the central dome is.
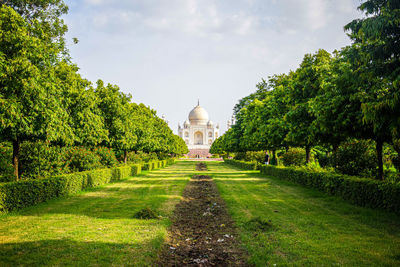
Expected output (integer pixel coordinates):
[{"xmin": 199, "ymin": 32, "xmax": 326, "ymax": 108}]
[{"xmin": 189, "ymin": 104, "xmax": 209, "ymax": 125}]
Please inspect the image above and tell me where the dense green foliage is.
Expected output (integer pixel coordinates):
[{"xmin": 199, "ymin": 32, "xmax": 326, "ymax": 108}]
[
  {"xmin": 0, "ymin": 2, "xmax": 187, "ymax": 180},
  {"xmin": 211, "ymin": 0, "xmax": 399, "ymax": 180},
  {"xmin": 279, "ymin": 148, "xmax": 307, "ymax": 167}
]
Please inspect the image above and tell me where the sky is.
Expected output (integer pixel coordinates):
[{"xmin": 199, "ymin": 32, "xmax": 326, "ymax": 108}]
[{"xmin": 64, "ymin": 0, "xmax": 364, "ymax": 134}]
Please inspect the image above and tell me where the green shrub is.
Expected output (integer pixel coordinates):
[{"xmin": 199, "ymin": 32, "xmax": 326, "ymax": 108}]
[
  {"xmin": 260, "ymin": 165, "xmax": 400, "ymax": 214},
  {"xmin": 280, "ymin": 147, "xmax": 306, "ymax": 166},
  {"xmin": 64, "ymin": 147, "xmax": 101, "ymax": 172},
  {"xmin": 224, "ymin": 159, "xmax": 259, "ymax": 170},
  {"xmin": 166, "ymin": 158, "xmax": 175, "ymax": 165},
  {"xmin": 93, "ymin": 147, "xmax": 118, "ymax": 167},
  {"xmin": 19, "ymin": 141, "xmax": 69, "ymax": 180},
  {"xmin": 331, "ymin": 139, "xmax": 377, "ymax": 177},
  {"xmin": 234, "ymin": 151, "xmax": 266, "ymax": 164},
  {"xmin": 0, "ymin": 164, "xmax": 141, "ymax": 213},
  {"xmin": 130, "ymin": 164, "xmax": 141, "ymax": 176},
  {"xmin": 142, "ymin": 162, "xmax": 151, "ymax": 171}
]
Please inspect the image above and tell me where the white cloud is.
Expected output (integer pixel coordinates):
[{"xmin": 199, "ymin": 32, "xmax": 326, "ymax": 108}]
[{"xmin": 65, "ymin": 0, "xmax": 363, "ymax": 134}]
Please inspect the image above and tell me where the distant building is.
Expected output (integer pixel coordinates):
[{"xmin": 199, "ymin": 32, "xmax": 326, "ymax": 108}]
[{"xmin": 178, "ymin": 101, "xmax": 219, "ymax": 158}]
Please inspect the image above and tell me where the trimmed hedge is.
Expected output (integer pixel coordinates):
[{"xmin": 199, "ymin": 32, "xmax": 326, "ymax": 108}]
[
  {"xmin": 0, "ymin": 164, "xmax": 142, "ymax": 213},
  {"xmin": 142, "ymin": 159, "xmax": 172, "ymax": 170},
  {"xmin": 224, "ymin": 159, "xmax": 259, "ymax": 170},
  {"xmin": 260, "ymin": 165, "xmax": 400, "ymax": 214}
]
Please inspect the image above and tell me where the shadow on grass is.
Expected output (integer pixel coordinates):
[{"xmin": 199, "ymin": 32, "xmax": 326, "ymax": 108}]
[
  {"xmin": 9, "ymin": 173, "xmax": 189, "ymax": 220},
  {"xmin": 0, "ymin": 237, "xmax": 163, "ymax": 266}
]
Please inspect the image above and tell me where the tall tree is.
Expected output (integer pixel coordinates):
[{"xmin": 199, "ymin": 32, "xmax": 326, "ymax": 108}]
[
  {"xmin": 344, "ymin": 0, "xmax": 400, "ymax": 179},
  {"xmin": 0, "ymin": 6, "xmax": 72, "ymax": 179},
  {"xmin": 285, "ymin": 49, "xmax": 332, "ymax": 162},
  {"xmin": 95, "ymin": 80, "xmax": 137, "ymax": 163}
]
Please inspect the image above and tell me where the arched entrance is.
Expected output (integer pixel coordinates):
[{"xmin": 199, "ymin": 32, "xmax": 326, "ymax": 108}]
[{"xmin": 194, "ymin": 131, "xmax": 203, "ymax": 145}]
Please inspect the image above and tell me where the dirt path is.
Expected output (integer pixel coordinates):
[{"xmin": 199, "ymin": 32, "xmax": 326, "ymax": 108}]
[
  {"xmin": 195, "ymin": 162, "xmax": 208, "ymax": 171},
  {"xmin": 157, "ymin": 163, "xmax": 249, "ymax": 266}
]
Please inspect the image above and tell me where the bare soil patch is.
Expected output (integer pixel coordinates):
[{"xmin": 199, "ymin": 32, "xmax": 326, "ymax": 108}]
[
  {"xmin": 195, "ymin": 162, "xmax": 208, "ymax": 171},
  {"xmin": 157, "ymin": 175, "xmax": 249, "ymax": 266}
]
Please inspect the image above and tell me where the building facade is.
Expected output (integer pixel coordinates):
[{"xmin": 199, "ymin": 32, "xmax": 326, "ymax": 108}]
[{"xmin": 178, "ymin": 102, "xmax": 219, "ymax": 158}]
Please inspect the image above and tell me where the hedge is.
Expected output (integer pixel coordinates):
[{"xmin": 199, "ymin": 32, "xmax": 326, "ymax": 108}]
[
  {"xmin": 142, "ymin": 159, "xmax": 173, "ymax": 170},
  {"xmin": 0, "ymin": 164, "xmax": 143, "ymax": 213},
  {"xmin": 224, "ymin": 159, "xmax": 259, "ymax": 170},
  {"xmin": 260, "ymin": 165, "xmax": 400, "ymax": 214}
]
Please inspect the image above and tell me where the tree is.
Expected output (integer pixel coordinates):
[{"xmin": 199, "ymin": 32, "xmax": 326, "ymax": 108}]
[
  {"xmin": 0, "ymin": 6, "xmax": 73, "ymax": 179},
  {"xmin": 344, "ymin": 0, "xmax": 400, "ymax": 179},
  {"xmin": 95, "ymin": 80, "xmax": 137, "ymax": 163},
  {"xmin": 284, "ymin": 49, "xmax": 332, "ymax": 163}
]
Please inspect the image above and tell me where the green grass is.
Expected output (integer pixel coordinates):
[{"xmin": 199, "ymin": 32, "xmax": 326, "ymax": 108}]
[
  {"xmin": 0, "ymin": 161, "xmax": 194, "ymax": 266},
  {"xmin": 206, "ymin": 161, "xmax": 400, "ymax": 266},
  {"xmin": 2, "ymin": 160, "xmax": 399, "ymax": 266}
]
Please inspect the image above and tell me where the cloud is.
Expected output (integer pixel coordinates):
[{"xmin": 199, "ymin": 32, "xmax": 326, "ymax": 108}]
[{"xmin": 66, "ymin": 0, "xmax": 363, "ymax": 134}]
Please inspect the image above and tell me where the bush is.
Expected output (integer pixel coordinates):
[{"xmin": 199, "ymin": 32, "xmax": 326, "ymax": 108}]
[
  {"xmin": 19, "ymin": 141, "xmax": 69, "ymax": 180},
  {"xmin": 280, "ymin": 147, "xmax": 307, "ymax": 166},
  {"xmin": 93, "ymin": 147, "xmax": 118, "ymax": 167},
  {"xmin": 64, "ymin": 147, "xmax": 101, "ymax": 172},
  {"xmin": 331, "ymin": 139, "xmax": 377, "ymax": 177},
  {"xmin": 224, "ymin": 159, "xmax": 259, "ymax": 170},
  {"xmin": 260, "ymin": 165, "xmax": 400, "ymax": 214},
  {"xmin": 0, "ymin": 163, "xmax": 141, "ymax": 213},
  {"xmin": 234, "ymin": 151, "xmax": 266, "ymax": 164}
]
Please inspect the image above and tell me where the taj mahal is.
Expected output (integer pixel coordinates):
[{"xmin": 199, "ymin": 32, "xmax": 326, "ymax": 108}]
[{"xmin": 178, "ymin": 101, "xmax": 219, "ymax": 158}]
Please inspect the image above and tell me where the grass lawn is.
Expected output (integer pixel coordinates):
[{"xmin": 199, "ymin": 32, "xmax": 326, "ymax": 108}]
[
  {"xmin": 0, "ymin": 161, "xmax": 194, "ymax": 266},
  {"xmin": 206, "ymin": 161, "xmax": 400, "ymax": 266}
]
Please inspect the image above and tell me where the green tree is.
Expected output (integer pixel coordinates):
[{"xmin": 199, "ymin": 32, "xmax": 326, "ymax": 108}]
[
  {"xmin": 0, "ymin": 6, "xmax": 73, "ymax": 179},
  {"xmin": 343, "ymin": 0, "xmax": 399, "ymax": 179},
  {"xmin": 95, "ymin": 80, "xmax": 137, "ymax": 163},
  {"xmin": 285, "ymin": 49, "xmax": 332, "ymax": 163}
]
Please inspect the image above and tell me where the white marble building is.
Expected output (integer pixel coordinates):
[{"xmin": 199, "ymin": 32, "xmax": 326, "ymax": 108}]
[{"xmin": 178, "ymin": 101, "xmax": 219, "ymax": 157}]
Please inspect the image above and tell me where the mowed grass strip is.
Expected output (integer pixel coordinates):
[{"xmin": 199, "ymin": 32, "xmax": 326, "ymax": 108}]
[
  {"xmin": 0, "ymin": 161, "xmax": 194, "ymax": 266},
  {"xmin": 206, "ymin": 161, "xmax": 400, "ymax": 266}
]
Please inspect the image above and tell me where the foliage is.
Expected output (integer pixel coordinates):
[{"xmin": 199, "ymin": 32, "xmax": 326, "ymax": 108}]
[
  {"xmin": 234, "ymin": 151, "xmax": 266, "ymax": 164},
  {"xmin": 0, "ymin": 3, "xmax": 187, "ymax": 181},
  {"xmin": 260, "ymin": 165, "xmax": 400, "ymax": 214},
  {"xmin": 19, "ymin": 141, "xmax": 68, "ymax": 179},
  {"xmin": 93, "ymin": 147, "xmax": 118, "ymax": 167},
  {"xmin": 331, "ymin": 139, "xmax": 378, "ymax": 177},
  {"xmin": 279, "ymin": 148, "xmax": 307, "ymax": 167},
  {"xmin": 64, "ymin": 147, "xmax": 101, "ymax": 172},
  {"xmin": 211, "ymin": 1, "xmax": 400, "ymax": 180}
]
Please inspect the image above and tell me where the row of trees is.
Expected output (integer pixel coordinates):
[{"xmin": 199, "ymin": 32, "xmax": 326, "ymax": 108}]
[
  {"xmin": 211, "ymin": 0, "xmax": 399, "ymax": 180},
  {"xmin": 0, "ymin": 1, "xmax": 188, "ymax": 180}
]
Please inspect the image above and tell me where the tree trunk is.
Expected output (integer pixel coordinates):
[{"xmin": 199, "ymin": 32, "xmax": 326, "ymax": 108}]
[
  {"xmin": 305, "ymin": 145, "xmax": 311, "ymax": 164},
  {"xmin": 376, "ymin": 139, "xmax": 384, "ymax": 180},
  {"xmin": 12, "ymin": 140, "xmax": 20, "ymax": 181},
  {"xmin": 124, "ymin": 150, "xmax": 128, "ymax": 164},
  {"xmin": 332, "ymin": 143, "xmax": 339, "ymax": 154},
  {"xmin": 272, "ymin": 150, "xmax": 277, "ymax": 165}
]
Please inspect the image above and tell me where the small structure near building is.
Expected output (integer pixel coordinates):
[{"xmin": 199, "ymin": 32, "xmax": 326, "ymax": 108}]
[{"xmin": 178, "ymin": 101, "xmax": 219, "ymax": 158}]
